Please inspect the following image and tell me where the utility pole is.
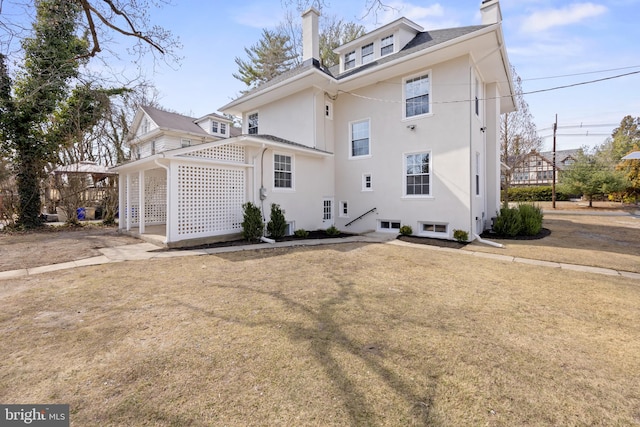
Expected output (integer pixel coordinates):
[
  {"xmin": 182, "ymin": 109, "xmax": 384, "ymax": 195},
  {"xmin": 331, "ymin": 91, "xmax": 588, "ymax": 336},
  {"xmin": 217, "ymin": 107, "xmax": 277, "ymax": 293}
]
[{"xmin": 552, "ymin": 114, "xmax": 558, "ymax": 209}]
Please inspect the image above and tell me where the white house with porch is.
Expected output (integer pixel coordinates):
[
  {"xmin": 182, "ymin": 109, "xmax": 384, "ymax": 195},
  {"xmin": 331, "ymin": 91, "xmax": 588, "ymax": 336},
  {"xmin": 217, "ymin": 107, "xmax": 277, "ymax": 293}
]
[{"xmin": 113, "ymin": 0, "xmax": 515, "ymax": 247}]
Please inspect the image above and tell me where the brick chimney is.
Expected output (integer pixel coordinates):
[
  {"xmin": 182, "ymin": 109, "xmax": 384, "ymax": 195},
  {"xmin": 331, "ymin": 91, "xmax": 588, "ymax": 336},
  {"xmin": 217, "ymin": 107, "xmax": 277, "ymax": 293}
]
[
  {"xmin": 302, "ymin": 7, "xmax": 320, "ymax": 62},
  {"xmin": 480, "ymin": 0, "xmax": 502, "ymax": 25}
]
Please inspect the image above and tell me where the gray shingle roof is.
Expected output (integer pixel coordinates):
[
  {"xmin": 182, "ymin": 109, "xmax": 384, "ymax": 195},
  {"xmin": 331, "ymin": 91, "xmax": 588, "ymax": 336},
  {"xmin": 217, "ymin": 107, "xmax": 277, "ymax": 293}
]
[
  {"xmin": 142, "ymin": 106, "xmax": 209, "ymax": 136},
  {"xmin": 141, "ymin": 106, "xmax": 241, "ymax": 137}
]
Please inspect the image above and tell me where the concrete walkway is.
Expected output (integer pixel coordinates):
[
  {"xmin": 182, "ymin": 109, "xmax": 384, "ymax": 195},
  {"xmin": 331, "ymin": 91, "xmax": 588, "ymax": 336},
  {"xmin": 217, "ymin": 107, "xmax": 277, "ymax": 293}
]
[{"xmin": 1, "ymin": 232, "xmax": 639, "ymax": 281}]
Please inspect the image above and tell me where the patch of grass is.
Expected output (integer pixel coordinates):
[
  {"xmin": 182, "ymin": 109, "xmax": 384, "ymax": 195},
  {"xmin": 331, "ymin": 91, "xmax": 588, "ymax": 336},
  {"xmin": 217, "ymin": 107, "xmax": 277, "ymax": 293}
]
[{"xmin": 1, "ymin": 243, "xmax": 639, "ymax": 425}]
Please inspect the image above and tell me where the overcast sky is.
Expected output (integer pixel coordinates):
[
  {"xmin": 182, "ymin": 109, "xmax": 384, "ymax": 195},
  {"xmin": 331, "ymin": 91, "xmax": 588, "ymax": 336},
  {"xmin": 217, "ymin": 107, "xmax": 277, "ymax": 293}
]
[{"xmin": 4, "ymin": 0, "xmax": 640, "ymax": 151}]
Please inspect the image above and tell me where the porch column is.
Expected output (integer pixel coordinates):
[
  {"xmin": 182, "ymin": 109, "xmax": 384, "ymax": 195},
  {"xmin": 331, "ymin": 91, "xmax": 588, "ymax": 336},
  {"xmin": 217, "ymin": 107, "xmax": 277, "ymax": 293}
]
[
  {"xmin": 125, "ymin": 173, "xmax": 131, "ymax": 231},
  {"xmin": 118, "ymin": 172, "xmax": 125, "ymax": 230},
  {"xmin": 138, "ymin": 170, "xmax": 146, "ymax": 234}
]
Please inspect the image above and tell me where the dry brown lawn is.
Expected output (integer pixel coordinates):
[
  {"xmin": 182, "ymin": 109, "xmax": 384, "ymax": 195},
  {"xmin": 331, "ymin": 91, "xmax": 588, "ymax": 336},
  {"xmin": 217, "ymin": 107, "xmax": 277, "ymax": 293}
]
[{"xmin": 1, "ymin": 220, "xmax": 640, "ymax": 425}]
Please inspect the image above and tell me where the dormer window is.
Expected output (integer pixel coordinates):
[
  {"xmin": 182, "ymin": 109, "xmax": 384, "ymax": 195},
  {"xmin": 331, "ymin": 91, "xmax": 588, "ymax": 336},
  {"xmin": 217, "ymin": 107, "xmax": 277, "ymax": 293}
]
[
  {"xmin": 220, "ymin": 122, "xmax": 227, "ymax": 135},
  {"xmin": 211, "ymin": 121, "xmax": 218, "ymax": 133},
  {"xmin": 361, "ymin": 43, "xmax": 373, "ymax": 64},
  {"xmin": 381, "ymin": 35, "xmax": 394, "ymax": 56},
  {"xmin": 345, "ymin": 51, "xmax": 356, "ymax": 70}
]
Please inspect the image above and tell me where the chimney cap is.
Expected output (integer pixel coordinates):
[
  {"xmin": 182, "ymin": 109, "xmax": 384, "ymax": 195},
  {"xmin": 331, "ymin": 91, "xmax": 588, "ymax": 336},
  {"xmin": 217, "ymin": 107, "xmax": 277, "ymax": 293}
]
[{"xmin": 301, "ymin": 6, "xmax": 320, "ymax": 17}]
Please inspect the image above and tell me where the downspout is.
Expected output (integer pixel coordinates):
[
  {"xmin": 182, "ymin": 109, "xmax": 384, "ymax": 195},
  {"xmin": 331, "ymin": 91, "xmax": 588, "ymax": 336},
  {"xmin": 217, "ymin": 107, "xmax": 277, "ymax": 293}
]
[
  {"xmin": 154, "ymin": 155, "xmax": 170, "ymax": 244},
  {"xmin": 474, "ymin": 233, "xmax": 504, "ymax": 248},
  {"xmin": 258, "ymin": 146, "xmax": 274, "ymax": 244}
]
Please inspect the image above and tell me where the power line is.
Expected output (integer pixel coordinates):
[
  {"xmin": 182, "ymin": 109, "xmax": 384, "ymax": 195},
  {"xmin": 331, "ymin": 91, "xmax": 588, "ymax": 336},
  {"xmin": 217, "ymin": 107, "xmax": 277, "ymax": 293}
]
[{"xmin": 523, "ymin": 65, "xmax": 640, "ymax": 82}]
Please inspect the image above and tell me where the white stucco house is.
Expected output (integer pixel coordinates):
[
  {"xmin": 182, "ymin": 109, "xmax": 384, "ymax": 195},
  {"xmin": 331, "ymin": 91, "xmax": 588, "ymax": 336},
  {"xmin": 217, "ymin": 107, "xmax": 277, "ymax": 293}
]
[{"xmin": 113, "ymin": 0, "xmax": 515, "ymax": 247}]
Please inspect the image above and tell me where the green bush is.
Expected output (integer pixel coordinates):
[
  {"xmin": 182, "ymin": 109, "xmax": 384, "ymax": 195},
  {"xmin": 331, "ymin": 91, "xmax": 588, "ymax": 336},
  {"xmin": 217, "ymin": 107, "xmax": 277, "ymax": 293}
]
[
  {"xmin": 507, "ymin": 186, "xmax": 570, "ymax": 202},
  {"xmin": 518, "ymin": 203, "xmax": 543, "ymax": 236},
  {"xmin": 294, "ymin": 229, "xmax": 309, "ymax": 238},
  {"xmin": 399, "ymin": 225, "xmax": 412, "ymax": 236},
  {"xmin": 266, "ymin": 203, "xmax": 287, "ymax": 239},
  {"xmin": 453, "ymin": 229, "xmax": 469, "ymax": 242},
  {"xmin": 241, "ymin": 202, "xmax": 264, "ymax": 242},
  {"xmin": 493, "ymin": 207, "xmax": 522, "ymax": 237},
  {"xmin": 325, "ymin": 225, "xmax": 340, "ymax": 236}
]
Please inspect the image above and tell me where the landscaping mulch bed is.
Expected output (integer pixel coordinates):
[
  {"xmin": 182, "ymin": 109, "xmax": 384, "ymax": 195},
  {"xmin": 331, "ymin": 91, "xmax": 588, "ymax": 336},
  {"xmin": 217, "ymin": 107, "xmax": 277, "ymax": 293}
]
[
  {"xmin": 397, "ymin": 235, "xmax": 468, "ymax": 249},
  {"xmin": 480, "ymin": 227, "xmax": 551, "ymax": 240}
]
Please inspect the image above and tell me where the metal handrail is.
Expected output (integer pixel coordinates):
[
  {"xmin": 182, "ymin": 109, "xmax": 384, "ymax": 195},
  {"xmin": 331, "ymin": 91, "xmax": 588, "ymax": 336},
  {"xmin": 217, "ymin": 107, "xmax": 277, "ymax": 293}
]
[{"xmin": 345, "ymin": 207, "xmax": 376, "ymax": 227}]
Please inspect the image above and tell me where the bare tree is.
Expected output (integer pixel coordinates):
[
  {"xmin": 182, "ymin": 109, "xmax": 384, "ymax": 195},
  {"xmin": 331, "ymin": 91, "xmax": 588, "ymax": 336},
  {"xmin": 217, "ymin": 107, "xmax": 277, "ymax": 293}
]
[{"xmin": 500, "ymin": 64, "xmax": 542, "ymax": 206}]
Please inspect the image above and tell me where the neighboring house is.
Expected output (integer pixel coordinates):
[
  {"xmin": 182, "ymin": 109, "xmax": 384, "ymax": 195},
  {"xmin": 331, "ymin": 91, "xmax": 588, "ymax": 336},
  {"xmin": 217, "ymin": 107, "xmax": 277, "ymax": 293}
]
[
  {"xmin": 113, "ymin": 0, "xmax": 515, "ymax": 247},
  {"xmin": 510, "ymin": 149, "xmax": 579, "ymax": 186}
]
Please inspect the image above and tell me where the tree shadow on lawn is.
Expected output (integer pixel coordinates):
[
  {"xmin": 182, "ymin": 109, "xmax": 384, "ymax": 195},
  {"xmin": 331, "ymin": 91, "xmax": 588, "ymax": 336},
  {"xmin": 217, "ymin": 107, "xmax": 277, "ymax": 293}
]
[{"xmin": 166, "ymin": 278, "xmax": 440, "ymax": 425}]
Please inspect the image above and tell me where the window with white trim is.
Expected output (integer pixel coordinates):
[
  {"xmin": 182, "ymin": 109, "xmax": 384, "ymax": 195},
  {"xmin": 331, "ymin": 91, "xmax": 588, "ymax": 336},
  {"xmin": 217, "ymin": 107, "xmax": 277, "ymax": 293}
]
[
  {"xmin": 325, "ymin": 101, "xmax": 333, "ymax": 120},
  {"xmin": 274, "ymin": 154, "xmax": 292, "ymax": 189},
  {"xmin": 404, "ymin": 73, "xmax": 430, "ymax": 118},
  {"xmin": 362, "ymin": 43, "xmax": 373, "ymax": 64},
  {"xmin": 420, "ymin": 222, "xmax": 447, "ymax": 236},
  {"xmin": 339, "ymin": 201, "xmax": 349, "ymax": 218},
  {"xmin": 345, "ymin": 50, "xmax": 355, "ymax": 70},
  {"xmin": 379, "ymin": 220, "xmax": 401, "ymax": 231},
  {"xmin": 220, "ymin": 122, "xmax": 227, "ymax": 135},
  {"xmin": 405, "ymin": 152, "xmax": 430, "ymax": 196},
  {"xmin": 362, "ymin": 173, "xmax": 372, "ymax": 191},
  {"xmin": 381, "ymin": 35, "xmax": 394, "ymax": 56},
  {"xmin": 181, "ymin": 139, "xmax": 192, "ymax": 148},
  {"xmin": 211, "ymin": 121, "xmax": 219, "ymax": 133},
  {"xmin": 248, "ymin": 112, "xmax": 259, "ymax": 135},
  {"xmin": 350, "ymin": 119, "xmax": 370, "ymax": 157}
]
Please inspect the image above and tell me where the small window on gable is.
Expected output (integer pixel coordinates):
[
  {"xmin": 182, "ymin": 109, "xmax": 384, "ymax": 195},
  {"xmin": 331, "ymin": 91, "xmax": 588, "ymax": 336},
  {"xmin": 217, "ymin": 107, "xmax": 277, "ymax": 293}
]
[
  {"xmin": 220, "ymin": 122, "xmax": 227, "ymax": 135},
  {"xmin": 211, "ymin": 121, "xmax": 219, "ymax": 134},
  {"xmin": 362, "ymin": 43, "xmax": 373, "ymax": 64},
  {"xmin": 362, "ymin": 173, "xmax": 372, "ymax": 191},
  {"xmin": 248, "ymin": 112, "xmax": 259, "ymax": 135},
  {"xmin": 181, "ymin": 139, "xmax": 192, "ymax": 148},
  {"xmin": 141, "ymin": 118, "xmax": 149, "ymax": 134},
  {"xmin": 381, "ymin": 35, "xmax": 394, "ymax": 56},
  {"xmin": 345, "ymin": 51, "xmax": 355, "ymax": 70}
]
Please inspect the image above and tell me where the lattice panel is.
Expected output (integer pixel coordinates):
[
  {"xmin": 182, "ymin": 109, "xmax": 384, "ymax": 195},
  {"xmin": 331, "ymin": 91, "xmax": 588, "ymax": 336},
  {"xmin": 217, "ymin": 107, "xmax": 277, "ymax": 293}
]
[
  {"xmin": 128, "ymin": 174, "xmax": 140, "ymax": 226},
  {"xmin": 176, "ymin": 165, "xmax": 245, "ymax": 236},
  {"xmin": 144, "ymin": 170, "xmax": 167, "ymax": 224},
  {"xmin": 182, "ymin": 144, "xmax": 245, "ymax": 163}
]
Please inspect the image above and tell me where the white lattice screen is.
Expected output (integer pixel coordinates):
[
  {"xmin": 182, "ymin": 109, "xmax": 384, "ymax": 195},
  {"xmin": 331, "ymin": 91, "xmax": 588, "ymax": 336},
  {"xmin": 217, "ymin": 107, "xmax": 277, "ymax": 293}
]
[
  {"xmin": 176, "ymin": 165, "xmax": 245, "ymax": 237},
  {"xmin": 128, "ymin": 174, "xmax": 140, "ymax": 226},
  {"xmin": 182, "ymin": 144, "xmax": 245, "ymax": 162},
  {"xmin": 144, "ymin": 169, "xmax": 167, "ymax": 224}
]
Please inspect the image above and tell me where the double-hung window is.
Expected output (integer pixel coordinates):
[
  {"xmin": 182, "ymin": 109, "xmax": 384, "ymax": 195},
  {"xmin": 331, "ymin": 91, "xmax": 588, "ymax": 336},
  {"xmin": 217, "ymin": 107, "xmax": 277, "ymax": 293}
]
[
  {"xmin": 350, "ymin": 120, "xmax": 370, "ymax": 157},
  {"xmin": 405, "ymin": 152, "xmax": 430, "ymax": 196},
  {"xmin": 381, "ymin": 35, "xmax": 394, "ymax": 56},
  {"xmin": 211, "ymin": 121, "xmax": 219, "ymax": 133},
  {"xmin": 220, "ymin": 122, "xmax": 227, "ymax": 135},
  {"xmin": 248, "ymin": 112, "xmax": 259, "ymax": 135},
  {"xmin": 404, "ymin": 73, "xmax": 430, "ymax": 118},
  {"xmin": 345, "ymin": 51, "xmax": 356, "ymax": 70},
  {"xmin": 361, "ymin": 43, "xmax": 374, "ymax": 64},
  {"xmin": 274, "ymin": 154, "xmax": 292, "ymax": 189}
]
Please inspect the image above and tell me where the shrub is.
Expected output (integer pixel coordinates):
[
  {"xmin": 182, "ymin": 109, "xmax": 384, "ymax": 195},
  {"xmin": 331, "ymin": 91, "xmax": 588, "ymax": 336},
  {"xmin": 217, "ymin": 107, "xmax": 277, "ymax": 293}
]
[
  {"xmin": 325, "ymin": 225, "xmax": 340, "ymax": 236},
  {"xmin": 399, "ymin": 225, "xmax": 412, "ymax": 236},
  {"xmin": 266, "ymin": 203, "xmax": 287, "ymax": 239},
  {"xmin": 507, "ymin": 186, "xmax": 570, "ymax": 202},
  {"xmin": 493, "ymin": 207, "xmax": 522, "ymax": 237},
  {"xmin": 241, "ymin": 202, "xmax": 264, "ymax": 242},
  {"xmin": 453, "ymin": 229, "xmax": 469, "ymax": 242},
  {"xmin": 518, "ymin": 203, "xmax": 543, "ymax": 236},
  {"xmin": 294, "ymin": 229, "xmax": 309, "ymax": 238}
]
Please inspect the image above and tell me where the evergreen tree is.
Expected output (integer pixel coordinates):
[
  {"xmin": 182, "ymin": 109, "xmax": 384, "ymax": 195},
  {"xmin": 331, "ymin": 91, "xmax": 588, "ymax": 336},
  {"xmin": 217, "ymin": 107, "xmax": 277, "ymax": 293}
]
[{"xmin": 234, "ymin": 29, "xmax": 296, "ymax": 89}]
